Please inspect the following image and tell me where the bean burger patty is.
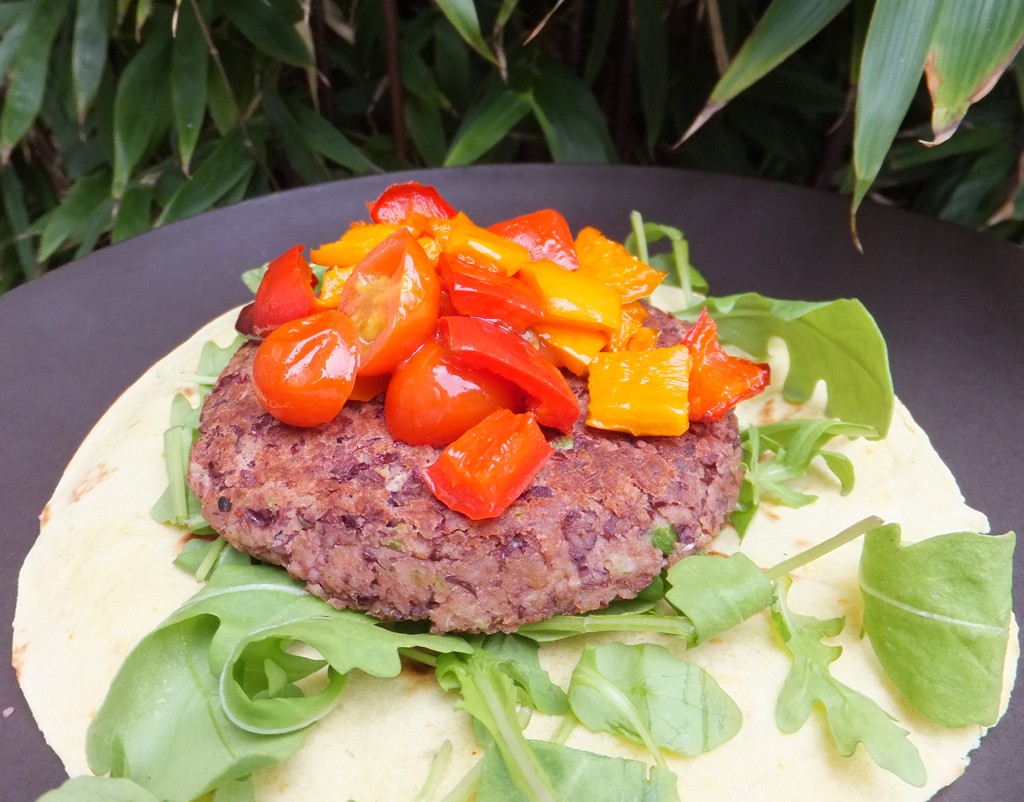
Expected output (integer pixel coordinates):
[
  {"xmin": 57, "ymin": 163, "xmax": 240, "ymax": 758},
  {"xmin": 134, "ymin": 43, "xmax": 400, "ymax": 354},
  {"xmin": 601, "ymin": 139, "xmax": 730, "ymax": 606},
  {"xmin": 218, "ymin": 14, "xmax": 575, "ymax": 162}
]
[{"xmin": 187, "ymin": 310, "xmax": 744, "ymax": 633}]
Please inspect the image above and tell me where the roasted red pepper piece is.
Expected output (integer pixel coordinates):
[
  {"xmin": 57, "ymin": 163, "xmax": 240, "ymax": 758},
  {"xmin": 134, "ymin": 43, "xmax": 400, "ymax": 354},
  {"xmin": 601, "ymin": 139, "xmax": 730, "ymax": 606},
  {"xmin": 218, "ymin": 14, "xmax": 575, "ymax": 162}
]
[
  {"xmin": 368, "ymin": 181, "xmax": 458, "ymax": 225},
  {"xmin": 681, "ymin": 308, "xmax": 771, "ymax": 422},
  {"xmin": 242, "ymin": 245, "xmax": 323, "ymax": 338},
  {"xmin": 438, "ymin": 255, "xmax": 545, "ymax": 332},
  {"xmin": 488, "ymin": 209, "xmax": 580, "ymax": 270},
  {"xmin": 422, "ymin": 409, "xmax": 553, "ymax": 519},
  {"xmin": 439, "ymin": 315, "xmax": 580, "ymax": 433}
]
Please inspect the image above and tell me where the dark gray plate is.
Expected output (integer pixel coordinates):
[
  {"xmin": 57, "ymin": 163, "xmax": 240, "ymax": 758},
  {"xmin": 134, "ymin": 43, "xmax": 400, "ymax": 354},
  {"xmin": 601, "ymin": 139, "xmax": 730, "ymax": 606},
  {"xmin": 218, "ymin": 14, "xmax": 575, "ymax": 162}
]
[{"xmin": 1, "ymin": 165, "xmax": 1021, "ymax": 801}]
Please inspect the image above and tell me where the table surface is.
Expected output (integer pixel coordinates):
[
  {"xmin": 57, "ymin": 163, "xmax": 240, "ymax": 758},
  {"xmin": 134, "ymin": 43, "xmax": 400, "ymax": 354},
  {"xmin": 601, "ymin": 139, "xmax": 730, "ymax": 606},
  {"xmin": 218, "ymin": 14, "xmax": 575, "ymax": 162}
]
[{"xmin": 1, "ymin": 165, "xmax": 1021, "ymax": 801}]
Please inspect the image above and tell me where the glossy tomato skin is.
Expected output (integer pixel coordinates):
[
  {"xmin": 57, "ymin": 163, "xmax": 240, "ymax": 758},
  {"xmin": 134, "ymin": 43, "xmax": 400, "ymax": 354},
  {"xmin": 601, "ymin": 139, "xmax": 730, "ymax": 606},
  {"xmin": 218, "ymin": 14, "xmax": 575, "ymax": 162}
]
[
  {"xmin": 339, "ymin": 229, "xmax": 441, "ymax": 376},
  {"xmin": 385, "ymin": 340, "xmax": 523, "ymax": 446},
  {"xmin": 252, "ymin": 310, "xmax": 360, "ymax": 427}
]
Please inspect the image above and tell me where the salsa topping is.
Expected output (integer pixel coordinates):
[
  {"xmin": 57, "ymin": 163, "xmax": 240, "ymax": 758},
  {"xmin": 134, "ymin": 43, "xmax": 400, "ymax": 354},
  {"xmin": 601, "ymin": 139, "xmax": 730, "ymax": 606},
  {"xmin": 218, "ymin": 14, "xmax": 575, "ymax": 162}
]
[{"xmin": 241, "ymin": 183, "xmax": 770, "ymax": 517}]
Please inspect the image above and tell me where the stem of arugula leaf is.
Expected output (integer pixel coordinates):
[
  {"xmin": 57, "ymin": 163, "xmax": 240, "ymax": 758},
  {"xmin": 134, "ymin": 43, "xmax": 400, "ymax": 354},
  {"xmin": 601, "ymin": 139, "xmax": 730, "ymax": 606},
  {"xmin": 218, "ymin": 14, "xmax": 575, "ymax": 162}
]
[
  {"xmin": 763, "ymin": 515, "xmax": 884, "ymax": 581},
  {"xmin": 400, "ymin": 647, "xmax": 439, "ymax": 668}
]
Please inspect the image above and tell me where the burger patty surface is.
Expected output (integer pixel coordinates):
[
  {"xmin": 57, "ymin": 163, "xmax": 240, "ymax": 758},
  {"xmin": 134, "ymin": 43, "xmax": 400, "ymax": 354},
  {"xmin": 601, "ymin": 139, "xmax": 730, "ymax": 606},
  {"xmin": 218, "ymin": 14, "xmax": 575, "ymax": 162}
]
[{"xmin": 188, "ymin": 310, "xmax": 744, "ymax": 633}]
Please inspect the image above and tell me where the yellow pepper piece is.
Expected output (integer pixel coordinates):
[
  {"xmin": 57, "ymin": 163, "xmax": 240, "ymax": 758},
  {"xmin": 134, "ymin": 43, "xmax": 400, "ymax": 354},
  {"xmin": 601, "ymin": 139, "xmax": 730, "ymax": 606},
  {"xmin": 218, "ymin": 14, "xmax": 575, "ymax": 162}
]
[
  {"xmin": 607, "ymin": 301, "xmax": 650, "ymax": 351},
  {"xmin": 575, "ymin": 226, "xmax": 667, "ymax": 303},
  {"xmin": 534, "ymin": 321, "xmax": 609, "ymax": 376},
  {"xmin": 311, "ymin": 223, "xmax": 400, "ymax": 267},
  {"xmin": 586, "ymin": 345, "xmax": 691, "ymax": 436},
  {"xmin": 442, "ymin": 212, "xmax": 532, "ymax": 275},
  {"xmin": 517, "ymin": 259, "xmax": 622, "ymax": 333},
  {"xmin": 318, "ymin": 265, "xmax": 356, "ymax": 307}
]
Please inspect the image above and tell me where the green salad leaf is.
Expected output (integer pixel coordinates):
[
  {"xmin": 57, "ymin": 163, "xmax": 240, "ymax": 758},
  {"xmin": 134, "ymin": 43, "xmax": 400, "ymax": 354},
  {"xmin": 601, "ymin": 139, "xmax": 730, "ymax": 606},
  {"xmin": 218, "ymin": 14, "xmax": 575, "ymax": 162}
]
[
  {"xmin": 663, "ymin": 552, "xmax": 775, "ymax": 643},
  {"xmin": 87, "ymin": 563, "xmax": 469, "ymax": 801},
  {"xmin": 37, "ymin": 776, "xmax": 162, "ymax": 802},
  {"xmin": 477, "ymin": 739, "xmax": 680, "ymax": 802},
  {"xmin": 568, "ymin": 642, "xmax": 742, "ymax": 761},
  {"xmin": 732, "ymin": 419, "xmax": 874, "ymax": 535},
  {"xmin": 685, "ymin": 293, "xmax": 894, "ymax": 437},
  {"xmin": 478, "ymin": 633, "xmax": 569, "ymax": 716},
  {"xmin": 771, "ymin": 577, "xmax": 927, "ymax": 787},
  {"xmin": 436, "ymin": 649, "xmax": 560, "ymax": 802},
  {"xmin": 859, "ymin": 525, "xmax": 1016, "ymax": 727}
]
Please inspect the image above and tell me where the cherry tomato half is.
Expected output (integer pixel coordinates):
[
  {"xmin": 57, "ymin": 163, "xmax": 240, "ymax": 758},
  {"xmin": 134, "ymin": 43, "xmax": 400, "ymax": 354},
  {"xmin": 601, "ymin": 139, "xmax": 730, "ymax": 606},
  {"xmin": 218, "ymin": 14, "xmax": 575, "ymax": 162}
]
[
  {"xmin": 385, "ymin": 340, "xmax": 524, "ymax": 447},
  {"xmin": 252, "ymin": 310, "xmax": 360, "ymax": 427},
  {"xmin": 339, "ymin": 229, "xmax": 442, "ymax": 376}
]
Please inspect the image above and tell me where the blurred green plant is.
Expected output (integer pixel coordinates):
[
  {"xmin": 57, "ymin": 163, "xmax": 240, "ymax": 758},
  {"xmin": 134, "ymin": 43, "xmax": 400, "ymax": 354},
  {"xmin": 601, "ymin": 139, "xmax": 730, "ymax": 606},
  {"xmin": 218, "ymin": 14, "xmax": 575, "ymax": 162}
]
[{"xmin": 1, "ymin": 0, "xmax": 1022, "ymax": 294}]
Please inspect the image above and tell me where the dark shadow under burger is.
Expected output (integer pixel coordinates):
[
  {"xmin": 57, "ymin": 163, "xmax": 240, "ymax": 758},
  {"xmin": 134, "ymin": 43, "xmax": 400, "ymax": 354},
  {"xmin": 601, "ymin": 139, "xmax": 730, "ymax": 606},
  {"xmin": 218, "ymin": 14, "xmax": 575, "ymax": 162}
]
[{"xmin": 187, "ymin": 310, "xmax": 744, "ymax": 633}]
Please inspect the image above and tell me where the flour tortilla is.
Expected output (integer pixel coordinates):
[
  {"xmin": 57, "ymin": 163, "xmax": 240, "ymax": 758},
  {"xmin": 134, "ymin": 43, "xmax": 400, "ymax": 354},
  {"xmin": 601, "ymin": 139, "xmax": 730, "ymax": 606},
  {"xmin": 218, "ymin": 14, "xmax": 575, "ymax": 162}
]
[{"xmin": 13, "ymin": 307, "xmax": 1018, "ymax": 801}]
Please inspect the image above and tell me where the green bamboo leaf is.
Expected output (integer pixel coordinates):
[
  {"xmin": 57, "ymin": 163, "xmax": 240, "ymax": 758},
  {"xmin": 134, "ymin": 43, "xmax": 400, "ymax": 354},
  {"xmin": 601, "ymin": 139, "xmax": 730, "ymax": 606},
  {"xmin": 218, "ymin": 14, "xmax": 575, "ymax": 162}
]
[
  {"xmin": 529, "ymin": 63, "xmax": 615, "ymax": 163},
  {"xmin": 285, "ymin": 99, "xmax": 381, "ymax": 175},
  {"xmin": 156, "ymin": 128, "xmax": 255, "ymax": 225},
  {"xmin": 434, "ymin": 0, "xmax": 498, "ymax": 65},
  {"xmin": 262, "ymin": 88, "xmax": 329, "ymax": 184},
  {"xmin": 851, "ymin": 0, "xmax": 944, "ymax": 220},
  {"xmin": 0, "ymin": 4, "xmax": 32, "ymax": 80},
  {"xmin": 172, "ymin": 0, "xmax": 209, "ymax": 173},
  {"xmin": 0, "ymin": 164, "xmax": 36, "ymax": 280},
  {"xmin": 583, "ymin": 0, "xmax": 616, "ymax": 86},
  {"xmin": 112, "ymin": 182, "xmax": 154, "ymax": 243},
  {"xmin": 444, "ymin": 89, "xmax": 530, "ymax": 166},
  {"xmin": 134, "ymin": 0, "xmax": 153, "ymax": 37},
  {"xmin": 112, "ymin": 16, "xmax": 172, "ymax": 198},
  {"xmin": 634, "ymin": 0, "xmax": 668, "ymax": 149},
  {"xmin": 405, "ymin": 93, "xmax": 448, "ymax": 167},
  {"xmin": 72, "ymin": 0, "xmax": 114, "ymax": 122},
  {"xmin": 679, "ymin": 0, "xmax": 850, "ymax": 142},
  {"xmin": 73, "ymin": 194, "xmax": 115, "ymax": 259},
  {"xmin": 218, "ymin": 0, "xmax": 312, "ymax": 67},
  {"xmin": 924, "ymin": 2, "xmax": 1024, "ymax": 145},
  {"xmin": 38, "ymin": 172, "xmax": 110, "ymax": 261},
  {"xmin": 0, "ymin": 0, "xmax": 72, "ymax": 159}
]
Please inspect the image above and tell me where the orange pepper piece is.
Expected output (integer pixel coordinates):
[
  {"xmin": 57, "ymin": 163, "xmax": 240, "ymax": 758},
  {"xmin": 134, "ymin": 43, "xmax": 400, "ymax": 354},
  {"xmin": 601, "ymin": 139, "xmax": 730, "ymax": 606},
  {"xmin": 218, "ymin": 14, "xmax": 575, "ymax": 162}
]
[
  {"xmin": 311, "ymin": 223, "xmax": 401, "ymax": 268},
  {"xmin": 606, "ymin": 301, "xmax": 649, "ymax": 351},
  {"xmin": 586, "ymin": 346, "xmax": 691, "ymax": 436},
  {"xmin": 517, "ymin": 259, "xmax": 622, "ymax": 333},
  {"xmin": 441, "ymin": 213, "xmax": 532, "ymax": 275},
  {"xmin": 575, "ymin": 226, "xmax": 667, "ymax": 303}
]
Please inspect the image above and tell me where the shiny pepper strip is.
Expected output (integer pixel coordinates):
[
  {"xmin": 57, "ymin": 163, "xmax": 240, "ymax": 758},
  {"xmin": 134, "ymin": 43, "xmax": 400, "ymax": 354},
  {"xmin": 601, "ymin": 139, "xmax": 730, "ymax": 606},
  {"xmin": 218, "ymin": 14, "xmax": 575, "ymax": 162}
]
[
  {"xmin": 682, "ymin": 308, "xmax": 771, "ymax": 422},
  {"xmin": 311, "ymin": 223, "xmax": 401, "ymax": 268},
  {"xmin": 575, "ymin": 226, "xmax": 667, "ymax": 303},
  {"xmin": 516, "ymin": 259, "xmax": 622, "ymax": 333},
  {"xmin": 586, "ymin": 345, "xmax": 692, "ymax": 436},
  {"xmin": 422, "ymin": 409, "xmax": 554, "ymax": 520}
]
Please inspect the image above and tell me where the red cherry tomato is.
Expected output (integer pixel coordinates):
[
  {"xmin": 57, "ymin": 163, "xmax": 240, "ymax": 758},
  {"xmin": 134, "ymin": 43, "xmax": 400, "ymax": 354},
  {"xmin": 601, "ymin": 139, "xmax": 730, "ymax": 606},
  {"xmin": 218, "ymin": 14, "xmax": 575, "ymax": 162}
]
[
  {"xmin": 252, "ymin": 310, "xmax": 360, "ymax": 427},
  {"xmin": 368, "ymin": 182, "xmax": 458, "ymax": 225},
  {"xmin": 339, "ymin": 229, "xmax": 442, "ymax": 376},
  {"xmin": 488, "ymin": 208, "xmax": 580, "ymax": 270},
  {"xmin": 246, "ymin": 245, "xmax": 323, "ymax": 337},
  {"xmin": 422, "ymin": 409, "xmax": 553, "ymax": 520},
  {"xmin": 385, "ymin": 340, "xmax": 524, "ymax": 446}
]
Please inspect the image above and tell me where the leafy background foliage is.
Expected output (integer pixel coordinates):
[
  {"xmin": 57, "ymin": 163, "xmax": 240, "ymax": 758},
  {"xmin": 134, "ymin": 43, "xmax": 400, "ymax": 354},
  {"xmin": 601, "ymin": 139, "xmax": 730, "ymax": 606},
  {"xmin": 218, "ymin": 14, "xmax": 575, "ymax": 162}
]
[{"xmin": 1, "ymin": 0, "xmax": 1022, "ymax": 295}]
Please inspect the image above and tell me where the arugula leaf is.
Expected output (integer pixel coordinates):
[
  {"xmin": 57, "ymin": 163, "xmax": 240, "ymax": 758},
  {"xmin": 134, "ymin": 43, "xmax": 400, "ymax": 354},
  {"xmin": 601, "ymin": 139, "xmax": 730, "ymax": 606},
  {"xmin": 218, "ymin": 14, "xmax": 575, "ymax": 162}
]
[
  {"xmin": 771, "ymin": 577, "xmax": 927, "ymax": 787},
  {"xmin": 732, "ymin": 419, "xmax": 874, "ymax": 535},
  {"xmin": 686, "ymin": 293, "xmax": 894, "ymax": 437},
  {"xmin": 860, "ymin": 525, "xmax": 1016, "ymax": 727},
  {"xmin": 477, "ymin": 739, "xmax": 680, "ymax": 802},
  {"xmin": 37, "ymin": 776, "xmax": 162, "ymax": 801},
  {"xmin": 87, "ymin": 564, "xmax": 470, "ymax": 801},
  {"xmin": 478, "ymin": 633, "xmax": 569, "ymax": 716},
  {"xmin": 624, "ymin": 214, "xmax": 708, "ymax": 300},
  {"xmin": 436, "ymin": 649, "xmax": 560, "ymax": 802},
  {"xmin": 569, "ymin": 642, "xmax": 742, "ymax": 760},
  {"xmin": 664, "ymin": 552, "xmax": 775, "ymax": 643}
]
